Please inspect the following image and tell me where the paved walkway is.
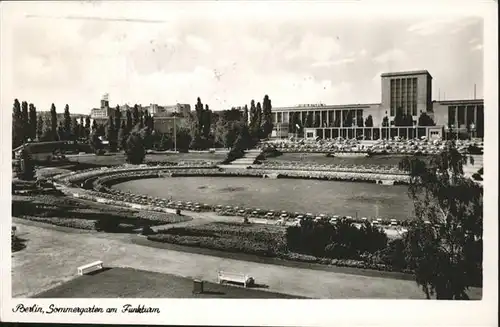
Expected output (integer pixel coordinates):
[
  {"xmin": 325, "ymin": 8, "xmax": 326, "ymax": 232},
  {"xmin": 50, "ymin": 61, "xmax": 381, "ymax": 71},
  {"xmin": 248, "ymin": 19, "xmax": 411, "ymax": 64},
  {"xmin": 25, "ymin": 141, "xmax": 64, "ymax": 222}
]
[{"xmin": 11, "ymin": 220, "xmax": 481, "ymax": 299}]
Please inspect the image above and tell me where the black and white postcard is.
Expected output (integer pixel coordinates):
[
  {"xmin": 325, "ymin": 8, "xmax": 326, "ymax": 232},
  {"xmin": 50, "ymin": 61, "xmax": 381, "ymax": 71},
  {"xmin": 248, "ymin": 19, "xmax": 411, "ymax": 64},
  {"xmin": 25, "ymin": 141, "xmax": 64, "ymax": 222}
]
[{"xmin": 1, "ymin": 1, "xmax": 497, "ymax": 326}]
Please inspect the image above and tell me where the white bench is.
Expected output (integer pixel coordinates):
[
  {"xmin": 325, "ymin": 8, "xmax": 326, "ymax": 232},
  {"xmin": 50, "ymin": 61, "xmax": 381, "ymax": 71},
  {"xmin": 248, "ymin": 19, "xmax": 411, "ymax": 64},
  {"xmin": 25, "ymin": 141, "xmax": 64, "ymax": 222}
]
[
  {"xmin": 217, "ymin": 271, "xmax": 254, "ymax": 288},
  {"xmin": 77, "ymin": 260, "xmax": 104, "ymax": 275}
]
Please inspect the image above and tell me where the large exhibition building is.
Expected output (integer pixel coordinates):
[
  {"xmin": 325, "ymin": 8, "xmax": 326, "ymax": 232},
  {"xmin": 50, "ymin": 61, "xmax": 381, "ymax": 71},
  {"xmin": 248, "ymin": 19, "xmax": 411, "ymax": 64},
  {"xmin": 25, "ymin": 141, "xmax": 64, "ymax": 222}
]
[{"xmin": 270, "ymin": 70, "xmax": 484, "ymax": 140}]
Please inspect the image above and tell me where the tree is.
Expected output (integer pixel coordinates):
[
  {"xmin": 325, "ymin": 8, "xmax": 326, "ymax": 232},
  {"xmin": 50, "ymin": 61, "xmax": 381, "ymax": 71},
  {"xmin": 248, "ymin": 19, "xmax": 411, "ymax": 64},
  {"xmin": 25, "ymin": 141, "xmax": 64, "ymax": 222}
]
[
  {"xmin": 118, "ymin": 121, "xmax": 128, "ymax": 150},
  {"xmin": 399, "ymin": 143, "xmax": 482, "ymax": 299},
  {"xmin": 132, "ymin": 104, "xmax": 140, "ymax": 127},
  {"xmin": 50, "ymin": 103, "xmax": 57, "ymax": 140},
  {"xmin": 382, "ymin": 113, "xmax": 389, "ymax": 127},
  {"xmin": 78, "ymin": 117, "xmax": 85, "ymax": 139},
  {"xmin": 356, "ymin": 115, "xmax": 364, "ymax": 127},
  {"xmin": 63, "ymin": 104, "xmax": 71, "ymax": 140},
  {"xmin": 139, "ymin": 111, "xmax": 145, "ymax": 129},
  {"xmin": 114, "ymin": 105, "xmax": 122, "ymax": 132},
  {"xmin": 394, "ymin": 108, "xmax": 405, "ymax": 126},
  {"xmin": 125, "ymin": 132, "xmax": 146, "ymax": 164},
  {"xmin": 243, "ymin": 105, "xmax": 249, "ymax": 125},
  {"xmin": 56, "ymin": 122, "xmax": 65, "ymax": 141},
  {"xmin": 36, "ymin": 115, "xmax": 44, "ymax": 141},
  {"xmin": 249, "ymin": 100, "xmax": 259, "ymax": 139},
  {"xmin": 91, "ymin": 119, "xmax": 98, "ymax": 134},
  {"xmin": 89, "ymin": 132, "xmax": 103, "ymax": 154},
  {"xmin": 72, "ymin": 117, "xmax": 79, "ymax": 141},
  {"xmin": 12, "ymin": 99, "xmax": 24, "ymax": 148},
  {"xmin": 261, "ymin": 95, "xmax": 273, "ymax": 138},
  {"xmin": 139, "ymin": 112, "xmax": 153, "ymax": 150},
  {"xmin": 28, "ymin": 104, "xmax": 37, "ymax": 141},
  {"xmin": 125, "ymin": 109, "xmax": 133, "ymax": 133},
  {"xmin": 17, "ymin": 149, "xmax": 35, "ymax": 181},
  {"xmin": 418, "ymin": 111, "xmax": 435, "ymax": 126},
  {"xmin": 215, "ymin": 119, "xmax": 242, "ymax": 148},
  {"xmin": 305, "ymin": 112, "xmax": 313, "ymax": 128},
  {"xmin": 256, "ymin": 102, "xmax": 262, "ymax": 131},
  {"xmin": 202, "ymin": 104, "xmax": 212, "ymax": 139},
  {"xmin": 85, "ymin": 116, "xmax": 91, "ymax": 139},
  {"xmin": 21, "ymin": 101, "xmax": 29, "ymax": 142},
  {"xmin": 365, "ymin": 115, "xmax": 374, "ymax": 127},
  {"xmin": 195, "ymin": 97, "xmax": 204, "ymax": 134},
  {"xmin": 106, "ymin": 116, "xmax": 117, "ymax": 152},
  {"xmin": 343, "ymin": 111, "xmax": 354, "ymax": 128}
]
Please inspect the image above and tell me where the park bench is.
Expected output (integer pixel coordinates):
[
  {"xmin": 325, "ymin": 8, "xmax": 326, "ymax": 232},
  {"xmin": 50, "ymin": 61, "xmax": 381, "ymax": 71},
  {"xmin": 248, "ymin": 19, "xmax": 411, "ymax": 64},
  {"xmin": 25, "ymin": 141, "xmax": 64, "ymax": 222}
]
[
  {"xmin": 217, "ymin": 271, "xmax": 254, "ymax": 288},
  {"xmin": 77, "ymin": 260, "xmax": 104, "ymax": 276}
]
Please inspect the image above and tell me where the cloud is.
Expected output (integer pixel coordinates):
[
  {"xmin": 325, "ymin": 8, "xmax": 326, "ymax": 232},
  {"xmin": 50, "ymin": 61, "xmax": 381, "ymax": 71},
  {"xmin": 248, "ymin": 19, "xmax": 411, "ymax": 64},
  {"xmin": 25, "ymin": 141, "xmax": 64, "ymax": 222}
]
[
  {"xmin": 372, "ymin": 48, "xmax": 406, "ymax": 64},
  {"xmin": 407, "ymin": 19, "xmax": 455, "ymax": 36},
  {"xmin": 407, "ymin": 17, "xmax": 482, "ymax": 36},
  {"xmin": 284, "ymin": 33, "xmax": 341, "ymax": 62},
  {"xmin": 185, "ymin": 35, "xmax": 212, "ymax": 54},
  {"xmin": 311, "ymin": 57, "xmax": 356, "ymax": 68}
]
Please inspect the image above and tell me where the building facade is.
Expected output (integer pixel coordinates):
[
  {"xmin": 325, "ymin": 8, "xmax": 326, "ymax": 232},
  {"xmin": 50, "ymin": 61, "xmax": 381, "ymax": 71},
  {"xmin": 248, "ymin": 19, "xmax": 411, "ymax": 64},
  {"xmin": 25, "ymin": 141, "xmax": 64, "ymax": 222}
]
[
  {"xmin": 271, "ymin": 70, "xmax": 484, "ymax": 140},
  {"xmin": 90, "ymin": 95, "xmax": 190, "ymax": 134}
]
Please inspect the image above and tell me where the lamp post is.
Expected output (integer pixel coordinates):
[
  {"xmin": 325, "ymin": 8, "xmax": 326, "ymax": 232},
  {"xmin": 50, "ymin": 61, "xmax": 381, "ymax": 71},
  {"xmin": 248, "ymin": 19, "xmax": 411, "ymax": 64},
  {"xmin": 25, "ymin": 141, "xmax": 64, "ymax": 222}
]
[{"xmin": 470, "ymin": 123, "xmax": 475, "ymax": 140}]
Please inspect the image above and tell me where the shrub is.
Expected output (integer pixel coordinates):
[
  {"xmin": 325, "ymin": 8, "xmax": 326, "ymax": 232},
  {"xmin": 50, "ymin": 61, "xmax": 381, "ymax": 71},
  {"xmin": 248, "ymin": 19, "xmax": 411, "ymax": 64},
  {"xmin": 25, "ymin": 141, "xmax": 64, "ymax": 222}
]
[
  {"xmin": 125, "ymin": 132, "xmax": 146, "ymax": 164},
  {"xmin": 94, "ymin": 218, "xmax": 120, "ymax": 231},
  {"xmin": 16, "ymin": 149, "xmax": 35, "ymax": 181},
  {"xmin": 286, "ymin": 219, "xmax": 388, "ymax": 260},
  {"xmin": 141, "ymin": 225, "xmax": 155, "ymax": 235}
]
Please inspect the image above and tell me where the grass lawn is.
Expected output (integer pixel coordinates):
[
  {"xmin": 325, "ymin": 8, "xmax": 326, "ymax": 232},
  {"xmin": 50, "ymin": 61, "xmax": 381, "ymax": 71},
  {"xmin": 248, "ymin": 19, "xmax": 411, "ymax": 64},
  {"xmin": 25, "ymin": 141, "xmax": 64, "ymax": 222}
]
[
  {"xmin": 12, "ymin": 194, "xmax": 191, "ymax": 230},
  {"xmin": 33, "ymin": 267, "xmax": 305, "ymax": 298},
  {"xmin": 13, "ymin": 222, "xmax": 482, "ymax": 299}
]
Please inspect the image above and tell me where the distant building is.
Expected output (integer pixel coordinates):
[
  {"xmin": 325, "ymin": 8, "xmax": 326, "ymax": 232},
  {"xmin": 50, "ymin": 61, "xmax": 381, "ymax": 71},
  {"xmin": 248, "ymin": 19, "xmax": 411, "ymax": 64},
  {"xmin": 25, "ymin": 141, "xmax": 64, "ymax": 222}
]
[
  {"xmin": 271, "ymin": 70, "xmax": 484, "ymax": 140},
  {"xmin": 90, "ymin": 94, "xmax": 190, "ymax": 133}
]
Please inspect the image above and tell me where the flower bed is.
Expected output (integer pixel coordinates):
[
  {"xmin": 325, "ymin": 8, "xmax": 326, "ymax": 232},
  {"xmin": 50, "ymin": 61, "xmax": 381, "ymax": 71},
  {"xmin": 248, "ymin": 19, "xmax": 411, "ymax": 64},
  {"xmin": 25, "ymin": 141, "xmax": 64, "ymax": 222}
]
[
  {"xmin": 20, "ymin": 215, "xmax": 97, "ymax": 230},
  {"xmin": 263, "ymin": 138, "xmax": 482, "ymax": 155},
  {"xmin": 12, "ymin": 193, "xmax": 191, "ymax": 231},
  {"xmin": 146, "ymin": 222, "xmax": 413, "ymax": 274},
  {"xmin": 149, "ymin": 222, "xmax": 287, "ymax": 257}
]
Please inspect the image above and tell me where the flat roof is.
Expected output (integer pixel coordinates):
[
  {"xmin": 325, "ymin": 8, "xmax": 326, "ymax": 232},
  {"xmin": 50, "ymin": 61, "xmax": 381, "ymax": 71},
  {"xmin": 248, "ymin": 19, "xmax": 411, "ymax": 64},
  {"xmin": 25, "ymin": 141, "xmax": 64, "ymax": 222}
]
[
  {"xmin": 433, "ymin": 99, "xmax": 484, "ymax": 105},
  {"xmin": 381, "ymin": 70, "xmax": 432, "ymax": 78},
  {"xmin": 273, "ymin": 103, "xmax": 381, "ymax": 111}
]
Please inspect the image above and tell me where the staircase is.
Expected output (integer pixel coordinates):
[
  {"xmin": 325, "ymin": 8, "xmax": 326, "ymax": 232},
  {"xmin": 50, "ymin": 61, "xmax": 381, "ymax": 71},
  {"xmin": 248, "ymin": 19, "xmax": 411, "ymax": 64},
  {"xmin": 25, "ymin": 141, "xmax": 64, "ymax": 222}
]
[{"xmin": 218, "ymin": 149, "xmax": 262, "ymax": 169}]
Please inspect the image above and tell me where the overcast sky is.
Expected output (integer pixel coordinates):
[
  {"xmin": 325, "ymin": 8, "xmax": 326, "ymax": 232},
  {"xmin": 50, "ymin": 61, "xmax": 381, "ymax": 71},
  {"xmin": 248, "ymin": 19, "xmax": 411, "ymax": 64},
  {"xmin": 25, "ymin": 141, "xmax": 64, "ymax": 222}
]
[{"xmin": 1, "ymin": 2, "xmax": 484, "ymax": 114}]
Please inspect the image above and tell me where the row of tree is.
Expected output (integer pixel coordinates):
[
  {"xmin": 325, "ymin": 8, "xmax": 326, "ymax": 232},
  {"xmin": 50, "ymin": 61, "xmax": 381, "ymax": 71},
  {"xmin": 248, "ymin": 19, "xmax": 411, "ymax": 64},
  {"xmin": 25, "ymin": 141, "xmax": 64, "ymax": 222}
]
[
  {"xmin": 12, "ymin": 100, "xmax": 92, "ymax": 148},
  {"xmin": 84, "ymin": 95, "xmax": 273, "ymax": 157}
]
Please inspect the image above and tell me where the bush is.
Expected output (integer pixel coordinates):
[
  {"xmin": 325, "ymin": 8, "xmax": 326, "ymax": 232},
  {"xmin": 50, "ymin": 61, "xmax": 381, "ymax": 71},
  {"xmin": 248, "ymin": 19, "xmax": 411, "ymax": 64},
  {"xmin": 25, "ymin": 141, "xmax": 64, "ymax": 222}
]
[
  {"xmin": 223, "ymin": 147, "xmax": 245, "ymax": 164},
  {"xmin": 125, "ymin": 133, "xmax": 146, "ymax": 164},
  {"xmin": 94, "ymin": 218, "xmax": 120, "ymax": 231},
  {"xmin": 16, "ymin": 149, "xmax": 35, "ymax": 181},
  {"xmin": 369, "ymin": 238, "xmax": 407, "ymax": 271},
  {"xmin": 148, "ymin": 234, "xmax": 277, "ymax": 257},
  {"xmin": 141, "ymin": 225, "xmax": 155, "ymax": 235},
  {"xmin": 286, "ymin": 219, "xmax": 388, "ymax": 260}
]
